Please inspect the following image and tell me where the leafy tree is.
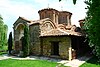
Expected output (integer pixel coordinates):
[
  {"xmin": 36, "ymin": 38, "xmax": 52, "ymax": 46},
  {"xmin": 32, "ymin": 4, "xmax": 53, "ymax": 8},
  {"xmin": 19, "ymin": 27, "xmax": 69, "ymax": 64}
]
[
  {"xmin": 59, "ymin": 0, "xmax": 77, "ymax": 4},
  {"xmin": 84, "ymin": 0, "xmax": 100, "ymax": 58},
  {"xmin": 8, "ymin": 32, "xmax": 13, "ymax": 54},
  {"xmin": 22, "ymin": 25, "xmax": 29, "ymax": 57},
  {"xmin": 3, "ymin": 25, "xmax": 8, "ymax": 45},
  {"xmin": 0, "ymin": 15, "xmax": 4, "ymax": 47},
  {"xmin": 0, "ymin": 15, "xmax": 8, "ymax": 48}
]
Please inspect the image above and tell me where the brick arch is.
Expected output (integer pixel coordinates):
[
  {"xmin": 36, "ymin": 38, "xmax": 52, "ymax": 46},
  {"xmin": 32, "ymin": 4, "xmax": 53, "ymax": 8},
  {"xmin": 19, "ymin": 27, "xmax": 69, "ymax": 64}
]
[
  {"xmin": 14, "ymin": 23, "xmax": 25, "ymax": 52},
  {"xmin": 41, "ymin": 21, "xmax": 56, "ymax": 33},
  {"xmin": 15, "ymin": 23, "xmax": 25, "ymax": 30},
  {"xmin": 14, "ymin": 23, "xmax": 25, "ymax": 42},
  {"xmin": 41, "ymin": 21, "xmax": 56, "ymax": 29}
]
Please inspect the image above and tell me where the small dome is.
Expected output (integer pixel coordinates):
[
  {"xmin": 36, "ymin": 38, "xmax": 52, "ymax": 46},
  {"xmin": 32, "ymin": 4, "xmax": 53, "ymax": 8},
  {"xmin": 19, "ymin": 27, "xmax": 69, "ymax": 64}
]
[
  {"xmin": 38, "ymin": 8, "xmax": 59, "ymax": 13},
  {"xmin": 59, "ymin": 11, "xmax": 72, "ymax": 15}
]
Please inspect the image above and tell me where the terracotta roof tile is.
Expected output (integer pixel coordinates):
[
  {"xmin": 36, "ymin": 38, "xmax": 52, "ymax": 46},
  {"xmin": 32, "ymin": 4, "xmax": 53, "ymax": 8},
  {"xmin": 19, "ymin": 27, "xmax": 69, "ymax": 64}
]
[
  {"xmin": 28, "ymin": 18, "xmax": 50, "ymax": 25},
  {"xmin": 19, "ymin": 17, "xmax": 33, "ymax": 23},
  {"xmin": 40, "ymin": 28, "xmax": 83, "ymax": 37},
  {"xmin": 59, "ymin": 11, "xmax": 72, "ymax": 15},
  {"xmin": 38, "ymin": 8, "xmax": 59, "ymax": 13}
]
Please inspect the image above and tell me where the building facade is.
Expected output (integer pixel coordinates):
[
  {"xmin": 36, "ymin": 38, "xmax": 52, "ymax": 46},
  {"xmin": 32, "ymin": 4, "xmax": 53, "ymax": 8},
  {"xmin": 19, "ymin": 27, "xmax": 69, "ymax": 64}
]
[{"xmin": 13, "ymin": 8, "xmax": 87, "ymax": 60}]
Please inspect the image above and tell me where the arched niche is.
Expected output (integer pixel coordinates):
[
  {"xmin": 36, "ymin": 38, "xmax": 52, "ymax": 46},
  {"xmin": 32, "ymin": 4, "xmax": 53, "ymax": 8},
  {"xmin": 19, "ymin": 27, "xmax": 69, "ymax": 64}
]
[{"xmin": 15, "ymin": 23, "xmax": 24, "ymax": 41}]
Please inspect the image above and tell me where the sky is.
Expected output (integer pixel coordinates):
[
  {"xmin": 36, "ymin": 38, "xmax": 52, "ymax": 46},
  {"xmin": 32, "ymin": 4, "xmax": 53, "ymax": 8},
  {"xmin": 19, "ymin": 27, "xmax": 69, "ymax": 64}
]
[{"xmin": 0, "ymin": 0, "xmax": 87, "ymax": 37}]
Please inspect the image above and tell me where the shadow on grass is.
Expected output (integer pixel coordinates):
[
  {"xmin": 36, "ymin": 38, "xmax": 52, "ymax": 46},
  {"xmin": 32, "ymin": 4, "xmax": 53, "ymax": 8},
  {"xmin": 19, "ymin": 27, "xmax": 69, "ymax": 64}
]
[
  {"xmin": 80, "ymin": 56, "xmax": 100, "ymax": 67},
  {"xmin": 86, "ymin": 56, "xmax": 100, "ymax": 65}
]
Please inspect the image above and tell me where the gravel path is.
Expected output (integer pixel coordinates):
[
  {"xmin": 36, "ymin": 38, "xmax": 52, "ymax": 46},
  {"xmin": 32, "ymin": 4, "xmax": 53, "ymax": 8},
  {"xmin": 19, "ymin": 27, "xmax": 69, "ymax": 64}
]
[
  {"xmin": 64, "ymin": 56, "xmax": 92, "ymax": 67},
  {"xmin": 0, "ymin": 54, "xmax": 92, "ymax": 67}
]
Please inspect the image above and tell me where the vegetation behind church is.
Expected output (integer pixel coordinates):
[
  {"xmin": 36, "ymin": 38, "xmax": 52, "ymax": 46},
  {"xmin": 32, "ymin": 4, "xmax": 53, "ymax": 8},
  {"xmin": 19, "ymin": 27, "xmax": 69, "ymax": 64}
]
[
  {"xmin": 0, "ymin": 15, "xmax": 8, "ymax": 51},
  {"xmin": 84, "ymin": 0, "xmax": 100, "ymax": 59}
]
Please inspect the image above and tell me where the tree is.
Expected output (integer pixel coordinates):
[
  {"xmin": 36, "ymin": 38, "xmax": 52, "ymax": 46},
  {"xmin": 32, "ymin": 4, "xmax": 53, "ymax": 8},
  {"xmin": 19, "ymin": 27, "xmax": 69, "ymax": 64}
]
[
  {"xmin": 59, "ymin": 0, "xmax": 77, "ymax": 4},
  {"xmin": 8, "ymin": 32, "xmax": 13, "ymax": 54},
  {"xmin": 0, "ymin": 15, "xmax": 8, "ymax": 48},
  {"xmin": 84, "ymin": 0, "xmax": 100, "ymax": 59},
  {"xmin": 3, "ymin": 25, "xmax": 8, "ymax": 45},
  {"xmin": 22, "ymin": 25, "xmax": 29, "ymax": 57}
]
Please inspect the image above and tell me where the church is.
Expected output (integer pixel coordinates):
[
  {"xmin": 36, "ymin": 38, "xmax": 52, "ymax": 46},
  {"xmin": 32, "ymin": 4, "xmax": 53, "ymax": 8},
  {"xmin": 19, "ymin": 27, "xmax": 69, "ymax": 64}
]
[{"xmin": 13, "ymin": 8, "xmax": 88, "ymax": 60}]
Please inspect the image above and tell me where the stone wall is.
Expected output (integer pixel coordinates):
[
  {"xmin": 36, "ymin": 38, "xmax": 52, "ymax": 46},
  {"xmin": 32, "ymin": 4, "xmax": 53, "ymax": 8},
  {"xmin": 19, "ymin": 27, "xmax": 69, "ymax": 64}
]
[
  {"xmin": 29, "ymin": 24, "xmax": 41, "ymax": 55},
  {"xmin": 41, "ymin": 36, "xmax": 71, "ymax": 59},
  {"xmin": 13, "ymin": 19, "xmax": 28, "ymax": 52}
]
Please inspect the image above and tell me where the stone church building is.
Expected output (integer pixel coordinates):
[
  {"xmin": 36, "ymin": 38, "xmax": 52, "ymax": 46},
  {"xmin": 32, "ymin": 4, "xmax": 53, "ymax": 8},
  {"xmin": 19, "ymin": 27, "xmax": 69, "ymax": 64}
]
[{"xmin": 13, "ymin": 8, "xmax": 88, "ymax": 60}]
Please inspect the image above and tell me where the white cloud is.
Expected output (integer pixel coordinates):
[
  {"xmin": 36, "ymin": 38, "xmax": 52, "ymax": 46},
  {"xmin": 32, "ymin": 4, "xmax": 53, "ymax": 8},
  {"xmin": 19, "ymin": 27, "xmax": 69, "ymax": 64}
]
[
  {"xmin": 34, "ymin": 0, "xmax": 49, "ymax": 3},
  {"xmin": 0, "ymin": 0, "xmax": 10, "ymax": 7},
  {"xmin": 8, "ymin": 5, "xmax": 38, "ymax": 19},
  {"xmin": 0, "ymin": 0, "xmax": 39, "ymax": 20}
]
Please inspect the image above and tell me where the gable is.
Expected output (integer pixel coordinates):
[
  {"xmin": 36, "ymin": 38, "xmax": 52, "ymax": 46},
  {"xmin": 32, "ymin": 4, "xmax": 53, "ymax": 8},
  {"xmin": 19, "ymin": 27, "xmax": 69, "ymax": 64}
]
[{"xmin": 13, "ymin": 17, "xmax": 30, "ymax": 30}]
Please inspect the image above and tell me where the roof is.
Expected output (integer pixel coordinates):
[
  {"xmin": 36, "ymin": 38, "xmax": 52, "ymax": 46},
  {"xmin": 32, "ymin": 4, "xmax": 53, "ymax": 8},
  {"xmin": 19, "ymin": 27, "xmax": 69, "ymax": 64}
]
[
  {"xmin": 18, "ymin": 17, "xmax": 33, "ymax": 23},
  {"xmin": 59, "ymin": 11, "xmax": 72, "ymax": 15},
  {"xmin": 40, "ymin": 28, "xmax": 83, "ymax": 37},
  {"xmin": 79, "ymin": 19, "xmax": 85, "ymax": 22},
  {"xmin": 38, "ymin": 8, "xmax": 59, "ymax": 13},
  {"xmin": 28, "ymin": 18, "xmax": 55, "ymax": 26},
  {"xmin": 13, "ymin": 16, "xmax": 34, "ymax": 25}
]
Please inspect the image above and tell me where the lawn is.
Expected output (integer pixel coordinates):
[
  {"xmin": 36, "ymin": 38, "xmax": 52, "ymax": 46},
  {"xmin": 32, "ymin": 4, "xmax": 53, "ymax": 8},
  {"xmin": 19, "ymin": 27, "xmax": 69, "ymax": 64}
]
[
  {"xmin": 80, "ymin": 56, "xmax": 100, "ymax": 67},
  {"xmin": 0, "ymin": 59, "xmax": 67, "ymax": 67}
]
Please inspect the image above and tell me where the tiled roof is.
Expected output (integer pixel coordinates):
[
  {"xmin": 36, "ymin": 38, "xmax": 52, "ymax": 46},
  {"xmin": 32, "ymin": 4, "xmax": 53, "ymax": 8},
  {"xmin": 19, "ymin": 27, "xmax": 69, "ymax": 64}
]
[
  {"xmin": 19, "ymin": 17, "xmax": 33, "ymax": 23},
  {"xmin": 28, "ymin": 18, "xmax": 57, "ymax": 29},
  {"xmin": 38, "ymin": 8, "xmax": 59, "ymax": 13},
  {"xmin": 40, "ymin": 28, "xmax": 83, "ymax": 37},
  {"xmin": 16, "ymin": 17, "xmax": 52, "ymax": 25},
  {"xmin": 59, "ymin": 11, "xmax": 72, "ymax": 15},
  {"xmin": 40, "ymin": 29, "xmax": 68, "ymax": 37},
  {"xmin": 28, "ymin": 18, "xmax": 52, "ymax": 25}
]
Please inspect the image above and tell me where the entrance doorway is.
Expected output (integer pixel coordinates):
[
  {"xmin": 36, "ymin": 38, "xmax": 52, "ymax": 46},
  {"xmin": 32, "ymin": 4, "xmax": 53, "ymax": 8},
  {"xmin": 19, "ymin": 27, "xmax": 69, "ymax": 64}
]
[{"xmin": 51, "ymin": 42, "xmax": 59, "ymax": 55}]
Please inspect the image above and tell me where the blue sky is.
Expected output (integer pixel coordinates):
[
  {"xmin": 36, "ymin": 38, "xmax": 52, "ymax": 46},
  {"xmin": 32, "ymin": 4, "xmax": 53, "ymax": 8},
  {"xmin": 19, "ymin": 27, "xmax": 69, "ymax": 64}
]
[{"xmin": 0, "ymin": 0, "xmax": 87, "ymax": 37}]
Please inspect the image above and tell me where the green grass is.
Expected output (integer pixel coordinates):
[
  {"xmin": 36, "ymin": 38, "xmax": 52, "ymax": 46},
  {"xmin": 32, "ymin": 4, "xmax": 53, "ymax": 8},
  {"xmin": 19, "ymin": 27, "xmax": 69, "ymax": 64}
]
[
  {"xmin": 0, "ymin": 59, "xmax": 67, "ymax": 67},
  {"xmin": 80, "ymin": 56, "xmax": 100, "ymax": 67}
]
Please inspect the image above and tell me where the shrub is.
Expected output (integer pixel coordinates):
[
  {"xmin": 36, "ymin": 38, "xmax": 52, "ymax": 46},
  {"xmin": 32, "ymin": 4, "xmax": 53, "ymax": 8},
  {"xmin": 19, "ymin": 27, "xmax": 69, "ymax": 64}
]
[
  {"xmin": 22, "ymin": 25, "xmax": 29, "ymax": 57},
  {"xmin": 8, "ymin": 32, "xmax": 12, "ymax": 54}
]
